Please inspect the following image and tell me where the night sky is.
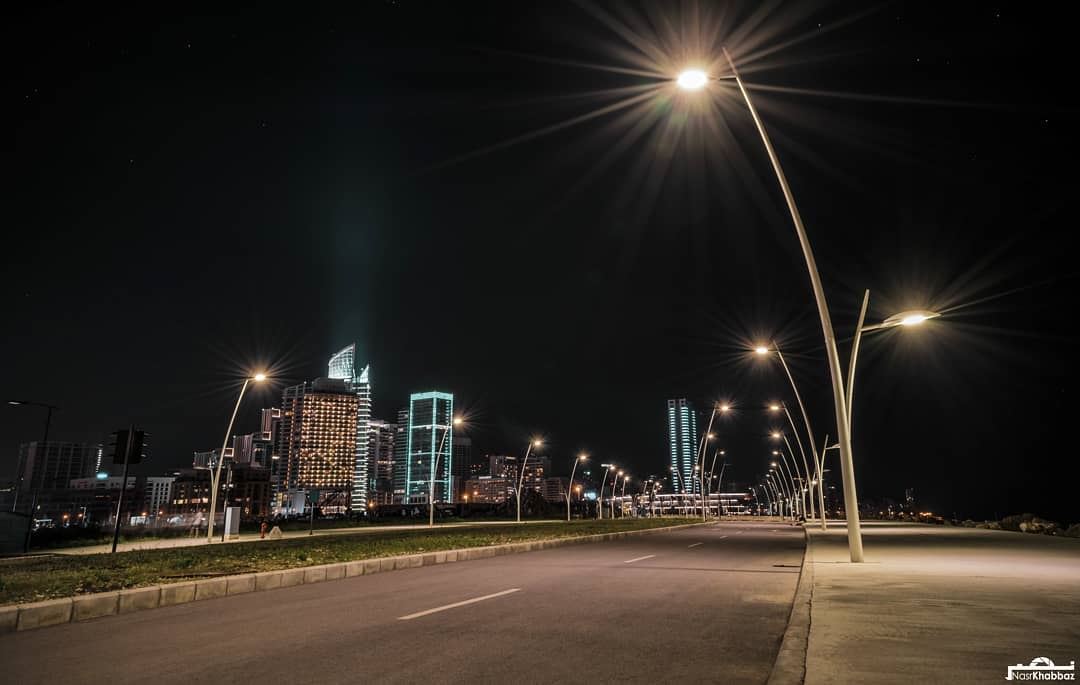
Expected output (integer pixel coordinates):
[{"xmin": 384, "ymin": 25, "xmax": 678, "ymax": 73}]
[{"xmin": 8, "ymin": 1, "xmax": 1078, "ymax": 523}]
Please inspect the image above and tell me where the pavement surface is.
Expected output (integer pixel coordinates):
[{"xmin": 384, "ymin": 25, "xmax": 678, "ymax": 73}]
[
  {"xmin": 47, "ymin": 518, "xmax": 568, "ymax": 555},
  {"xmin": 805, "ymin": 521, "xmax": 1080, "ymax": 684},
  {"xmin": 0, "ymin": 521, "xmax": 805, "ymax": 684}
]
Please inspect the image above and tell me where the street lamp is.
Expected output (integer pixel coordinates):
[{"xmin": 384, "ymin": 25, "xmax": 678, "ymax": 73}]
[
  {"xmin": 769, "ymin": 401, "xmax": 819, "ymax": 525},
  {"xmin": 770, "ymin": 431, "xmax": 809, "ymax": 519},
  {"xmin": 681, "ymin": 54, "xmax": 864, "ymax": 561},
  {"xmin": 599, "ymin": 464, "xmax": 616, "ymax": 519},
  {"xmin": 208, "ymin": 373, "xmax": 267, "ymax": 543},
  {"xmin": 695, "ymin": 402, "xmax": 731, "ymax": 520},
  {"xmin": 567, "ymin": 453, "xmax": 586, "ymax": 522},
  {"xmin": 7, "ymin": 400, "xmax": 57, "ymax": 552},
  {"xmin": 430, "ymin": 416, "xmax": 464, "ymax": 527},
  {"xmin": 764, "ymin": 474, "xmax": 784, "ymax": 518},
  {"xmin": 611, "ymin": 470, "xmax": 624, "ymax": 518},
  {"xmin": 757, "ymin": 345, "xmax": 826, "ymax": 530},
  {"xmin": 676, "ymin": 69, "xmax": 708, "ymax": 90},
  {"xmin": 846, "ymin": 291, "xmax": 941, "ymax": 434},
  {"xmin": 516, "ymin": 438, "xmax": 542, "ymax": 523},
  {"xmin": 769, "ymin": 465, "xmax": 793, "ymax": 519}
]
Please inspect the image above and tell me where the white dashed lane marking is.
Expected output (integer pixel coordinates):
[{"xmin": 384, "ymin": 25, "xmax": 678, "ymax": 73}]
[{"xmin": 398, "ymin": 589, "xmax": 521, "ymax": 620}]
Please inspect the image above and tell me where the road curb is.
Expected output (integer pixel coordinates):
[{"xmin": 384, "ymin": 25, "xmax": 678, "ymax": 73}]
[
  {"xmin": 1, "ymin": 521, "xmax": 705, "ymax": 634},
  {"xmin": 767, "ymin": 524, "xmax": 814, "ymax": 685}
]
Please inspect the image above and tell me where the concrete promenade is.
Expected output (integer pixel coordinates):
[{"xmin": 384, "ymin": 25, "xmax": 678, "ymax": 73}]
[{"xmin": 804, "ymin": 521, "xmax": 1080, "ymax": 683}]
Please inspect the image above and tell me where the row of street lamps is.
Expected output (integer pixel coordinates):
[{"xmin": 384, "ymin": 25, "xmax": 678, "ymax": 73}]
[{"xmin": 676, "ymin": 51, "xmax": 943, "ymax": 560}]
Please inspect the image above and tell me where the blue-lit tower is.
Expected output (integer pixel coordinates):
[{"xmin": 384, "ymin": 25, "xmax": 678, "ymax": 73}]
[
  {"xmin": 404, "ymin": 391, "xmax": 454, "ymax": 504},
  {"xmin": 667, "ymin": 398, "xmax": 699, "ymax": 494}
]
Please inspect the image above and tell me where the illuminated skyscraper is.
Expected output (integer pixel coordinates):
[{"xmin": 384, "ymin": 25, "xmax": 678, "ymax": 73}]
[
  {"xmin": 369, "ymin": 420, "xmax": 396, "ymax": 505},
  {"xmin": 277, "ymin": 379, "xmax": 358, "ymax": 497},
  {"xmin": 327, "ymin": 343, "xmax": 373, "ymax": 512},
  {"xmin": 392, "ymin": 407, "xmax": 409, "ymax": 502},
  {"xmin": 403, "ymin": 391, "xmax": 454, "ymax": 504},
  {"xmin": 667, "ymin": 398, "xmax": 698, "ymax": 494}
]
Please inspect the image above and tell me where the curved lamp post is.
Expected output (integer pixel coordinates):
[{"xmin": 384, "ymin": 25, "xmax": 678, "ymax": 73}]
[
  {"xmin": 769, "ymin": 404, "xmax": 817, "ymax": 523},
  {"xmin": 567, "ymin": 453, "xmax": 586, "ymax": 522},
  {"xmin": 771, "ymin": 435, "xmax": 807, "ymax": 517},
  {"xmin": 208, "ymin": 373, "xmax": 266, "ymax": 543},
  {"xmin": 847, "ymin": 293, "xmax": 941, "ymax": 434},
  {"xmin": 6, "ymin": 400, "xmax": 57, "ymax": 552},
  {"xmin": 598, "ymin": 464, "xmax": 616, "ymax": 519},
  {"xmin": 430, "ymin": 416, "xmax": 464, "ymax": 527},
  {"xmin": 757, "ymin": 345, "xmax": 825, "ymax": 530},
  {"xmin": 769, "ymin": 464, "xmax": 794, "ymax": 519},
  {"xmin": 516, "ymin": 438, "xmax": 543, "ymax": 523},
  {"xmin": 611, "ymin": 470, "xmax": 623, "ymax": 518},
  {"xmin": 765, "ymin": 474, "xmax": 785, "ymax": 518},
  {"xmin": 774, "ymin": 455, "xmax": 801, "ymax": 518},
  {"xmin": 681, "ymin": 54, "xmax": 864, "ymax": 560}
]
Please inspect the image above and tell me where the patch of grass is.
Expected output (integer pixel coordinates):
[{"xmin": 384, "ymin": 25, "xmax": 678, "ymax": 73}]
[{"xmin": 0, "ymin": 518, "xmax": 697, "ymax": 605}]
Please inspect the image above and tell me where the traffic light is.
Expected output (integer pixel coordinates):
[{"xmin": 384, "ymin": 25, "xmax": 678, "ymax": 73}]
[{"xmin": 109, "ymin": 428, "xmax": 149, "ymax": 465}]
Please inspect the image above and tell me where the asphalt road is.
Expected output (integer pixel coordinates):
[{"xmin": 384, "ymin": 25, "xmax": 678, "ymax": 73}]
[{"xmin": 0, "ymin": 521, "xmax": 805, "ymax": 684}]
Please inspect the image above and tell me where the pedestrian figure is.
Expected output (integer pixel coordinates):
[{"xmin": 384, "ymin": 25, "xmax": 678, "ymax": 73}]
[{"xmin": 260, "ymin": 519, "xmax": 269, "ymax": 539}]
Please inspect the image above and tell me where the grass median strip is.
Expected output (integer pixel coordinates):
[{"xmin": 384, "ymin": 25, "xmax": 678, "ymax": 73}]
[{"xmin": 0, "ymin": 518, "xmax": 697, "ymax": 606}]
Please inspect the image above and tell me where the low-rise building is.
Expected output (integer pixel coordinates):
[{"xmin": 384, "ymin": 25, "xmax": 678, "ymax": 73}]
[{"xmin": 462, "ymin": 476, "xmax": 513, "ymax": 504}]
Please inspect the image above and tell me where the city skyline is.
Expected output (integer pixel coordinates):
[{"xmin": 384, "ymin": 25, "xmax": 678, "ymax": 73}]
[{"xmin": 5, "ymin": 2, "xmax": 1078, "ymax": 526}]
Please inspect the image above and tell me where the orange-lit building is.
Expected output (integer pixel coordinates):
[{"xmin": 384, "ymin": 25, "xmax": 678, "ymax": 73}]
[{"xmin": 277, "ymin": 378, "xmax": 358, "ymax": 501}]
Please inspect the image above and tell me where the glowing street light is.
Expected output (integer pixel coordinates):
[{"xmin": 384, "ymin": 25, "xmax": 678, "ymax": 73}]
[
  {"xmin": 208, "ymin": 373, "xmax": 267, "ymax": 543},
  {"xmin": 611, "ymin": 470, "xmax": 624, "ymax": 519},
  {"xmin": 767, "ymin": 399, "xmax": 817, "ymax": 522},
  {"xmin": 755, "ymin": 345, "xmax": 826, "ymax": 530},
  {"xmin": 430, "ymin": 416, "xmax": 464, "ymax": 527},
  {"xmin": 567, "ymin": 453, "xmax": 586, "ymax": 522},
  {"xmin": 846, "ymin": 290, "xmax": 942, "ymax": 433},
  {"xmin": 676, "ymin": 69, "xmax": 708, "ymax": 90},
  {"xmin": 680, "ymin": 48, "xmax": 864, "ymax": 559},
  {"xmin": 599, "ymin": 464, "xmax": 617, "ymax": 519},
  {"xmin": 696, "ymin": 400, "xmax": 733, "ymax": 520},
  {"xmin": 516, "ymin": 438, "xmax": 543, "ymax": 522}
]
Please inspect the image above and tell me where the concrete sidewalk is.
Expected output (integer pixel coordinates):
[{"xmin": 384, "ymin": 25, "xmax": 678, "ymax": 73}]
[{"xmin": 804, "ymin": 521, "xmax": 1080, "ymax": 683}]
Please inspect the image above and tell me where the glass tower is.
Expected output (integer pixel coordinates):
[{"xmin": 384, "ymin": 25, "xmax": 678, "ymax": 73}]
[
  {"xmin": 667, "ymin": 398, "xmax": 699, "ymax": 494},
  {"xmin": 404, "ymin": 391, "xmax": 454, "ymax": 504},
  {"xmin": 327, "ymin": 343, "xmax": 373, "ymax": 512}
]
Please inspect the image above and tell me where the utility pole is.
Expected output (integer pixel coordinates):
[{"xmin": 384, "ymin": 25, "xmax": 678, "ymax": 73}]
[{"xmin": 110, "ymin": 427, "xmax": 135, "ymax": 554}]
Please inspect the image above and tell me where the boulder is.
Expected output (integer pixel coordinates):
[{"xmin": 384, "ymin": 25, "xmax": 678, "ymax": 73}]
[{"xmin": 268, "ymin": 526, "xmax": 283, "ymax": 539}]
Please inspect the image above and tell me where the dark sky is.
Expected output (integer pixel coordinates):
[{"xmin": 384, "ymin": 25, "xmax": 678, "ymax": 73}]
[{"xmin": 7, "ymin": 1, "xmax": 1078, "ymax": 523}]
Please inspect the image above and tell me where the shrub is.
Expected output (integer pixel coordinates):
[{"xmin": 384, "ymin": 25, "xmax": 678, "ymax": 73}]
[
  {"xmin": 1019, "ymin": 518, "xmax": 1060, "ymax": 535},
  {"xmin": 1000, "ymin": 513, "xmax": 1036, "ymax": 532}
]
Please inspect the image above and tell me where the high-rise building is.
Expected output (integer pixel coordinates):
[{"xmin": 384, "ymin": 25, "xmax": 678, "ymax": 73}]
[
  {"xmin": 392, "ymin": 407, "xmax": 409, "ymax": 502},
  {"xmin": 667, "ymin": 398, "xmax": 699, "ymax": 494},
  {"xmin": 450, "ymin": 432, "xmax": 472, "ymax": 501},
  {"xmin": 403, "ymin": 391, "xmax": 454, "ymax": 504},
  {"xmin": 327, "ymin": 344, "xmax": 373, "ymax": 513},
  {"xmin": 489, "ymin": 454, "xmax": 549, "ymax": 484},
  {"xmin": 369, "ymin": 420, "xmax": 396, "ymax": 505},
  {"xmin": 16, "ymin": 442, "xmax": 100, "ymax": 493},
  {"xmin": 276, "ymin": 378, "xmax": 358, "ymax": 497}
]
